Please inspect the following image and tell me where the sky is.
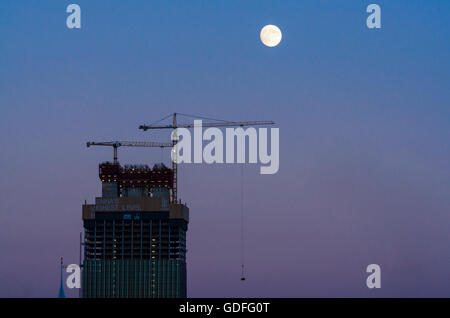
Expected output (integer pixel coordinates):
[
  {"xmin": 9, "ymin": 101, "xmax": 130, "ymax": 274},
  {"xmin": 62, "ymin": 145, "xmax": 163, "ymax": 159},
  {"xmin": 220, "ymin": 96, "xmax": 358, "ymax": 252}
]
[{"xmin": 0, "ymin": 0, "xmax": 449, "ymax": 297}]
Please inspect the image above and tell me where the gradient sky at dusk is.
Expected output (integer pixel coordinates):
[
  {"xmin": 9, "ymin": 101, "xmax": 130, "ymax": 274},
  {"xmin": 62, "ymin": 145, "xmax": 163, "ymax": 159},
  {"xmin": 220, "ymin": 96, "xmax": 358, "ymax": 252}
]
[{"xmin": 1, "ymin": 1, "xmax": 449, "ymax": 297}]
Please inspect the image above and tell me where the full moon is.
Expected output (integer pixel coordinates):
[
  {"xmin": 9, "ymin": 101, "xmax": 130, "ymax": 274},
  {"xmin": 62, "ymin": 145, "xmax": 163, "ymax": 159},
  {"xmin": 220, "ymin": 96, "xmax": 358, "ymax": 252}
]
[{"xmin": 260, "ymin": 25, "xmax": 282, "ymax": 47}]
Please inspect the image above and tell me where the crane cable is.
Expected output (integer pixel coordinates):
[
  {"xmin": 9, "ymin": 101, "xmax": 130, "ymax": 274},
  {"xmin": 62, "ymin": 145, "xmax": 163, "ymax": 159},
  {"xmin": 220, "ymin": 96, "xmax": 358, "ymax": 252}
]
[
  {"xmin": 240, "ymin": 164, "xmax": 246, "ymax": 281},
  {"xmin": 146, "ymin": 112, "xmax": 248, "ymax": 280},
  {"xmin": 176, "ymin": 112, "xmax": 236, "ymax": 124},
  {"xmin": 146, "ymin": 112, "xmax": 240, "ymax": 128}
]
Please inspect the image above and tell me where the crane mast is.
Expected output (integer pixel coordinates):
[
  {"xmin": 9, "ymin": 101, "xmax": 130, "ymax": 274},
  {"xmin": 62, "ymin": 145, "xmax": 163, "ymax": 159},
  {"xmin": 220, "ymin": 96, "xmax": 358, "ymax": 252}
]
[{"xmin": 172, "ymin": 113, "xmax": 178, "ymax": 203}]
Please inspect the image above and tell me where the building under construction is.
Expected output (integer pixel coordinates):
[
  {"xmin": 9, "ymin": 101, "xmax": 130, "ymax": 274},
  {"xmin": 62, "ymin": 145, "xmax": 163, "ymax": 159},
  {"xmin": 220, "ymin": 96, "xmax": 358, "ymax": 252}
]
[
  {"xmin": 80, "ymin": 113, "xmax": 274, "ymax": 297},
  {"xmin": 82, "ymin": 161, "xmax": 189, "ymax": 298}
]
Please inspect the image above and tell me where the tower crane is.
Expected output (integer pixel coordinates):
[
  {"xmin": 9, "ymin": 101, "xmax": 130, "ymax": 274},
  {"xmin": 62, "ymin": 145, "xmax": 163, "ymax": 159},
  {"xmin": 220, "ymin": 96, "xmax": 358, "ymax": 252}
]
[
  {"xmin": 86, "ymin": 140, "xmax": 172, "ymax": 164},
  {"xmin": 139, "ymin": 113, "xmax": 275, "ymax": 282},
  {"xmin": 139, "ymin": 112, "xmax": 275, "ymax": 204}
]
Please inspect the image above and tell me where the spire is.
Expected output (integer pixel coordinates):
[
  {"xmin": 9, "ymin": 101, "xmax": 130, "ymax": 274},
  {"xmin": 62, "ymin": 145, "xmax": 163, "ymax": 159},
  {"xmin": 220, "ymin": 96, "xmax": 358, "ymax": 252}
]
[{"xmin": 57, "ymin": 256, "xmax": 66, "ymax": 298}]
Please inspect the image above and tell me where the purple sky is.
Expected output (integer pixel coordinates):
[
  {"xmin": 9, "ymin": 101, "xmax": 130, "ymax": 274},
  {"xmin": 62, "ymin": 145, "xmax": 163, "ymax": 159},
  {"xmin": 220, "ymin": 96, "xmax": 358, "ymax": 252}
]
[{"xmin": 1, "ymin": 0, "xmax": 450, "ymax": 297}]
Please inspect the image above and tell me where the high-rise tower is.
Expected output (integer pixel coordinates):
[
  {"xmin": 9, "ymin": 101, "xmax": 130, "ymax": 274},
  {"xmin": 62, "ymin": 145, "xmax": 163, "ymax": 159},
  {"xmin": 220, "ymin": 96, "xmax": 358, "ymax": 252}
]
[{"xmin": 82, "ymin": 161, "xmax": 189, "ymax": 298}]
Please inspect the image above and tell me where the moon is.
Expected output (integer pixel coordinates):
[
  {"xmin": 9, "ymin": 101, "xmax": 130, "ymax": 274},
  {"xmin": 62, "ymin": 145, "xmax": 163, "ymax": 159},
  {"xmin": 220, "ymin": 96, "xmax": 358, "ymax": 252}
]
[{"xmin": 260, "ymin": 25, "xmax": 282, "ymax": 47}]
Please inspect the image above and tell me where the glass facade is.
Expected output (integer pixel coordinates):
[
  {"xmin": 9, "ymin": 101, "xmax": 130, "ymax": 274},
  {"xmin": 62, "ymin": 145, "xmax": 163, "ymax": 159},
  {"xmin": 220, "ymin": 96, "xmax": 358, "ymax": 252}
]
[{"xmin": 82, "ymin": 214, "xmax": 188, "ymax": 298}]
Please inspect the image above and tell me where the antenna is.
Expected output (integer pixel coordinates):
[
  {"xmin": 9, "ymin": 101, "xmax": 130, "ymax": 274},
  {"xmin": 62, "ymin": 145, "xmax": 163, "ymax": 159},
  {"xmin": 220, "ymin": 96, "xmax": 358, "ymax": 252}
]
[{"xmin": 57, "ymin": 256, "xmax": 66, "ymax": 298}]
